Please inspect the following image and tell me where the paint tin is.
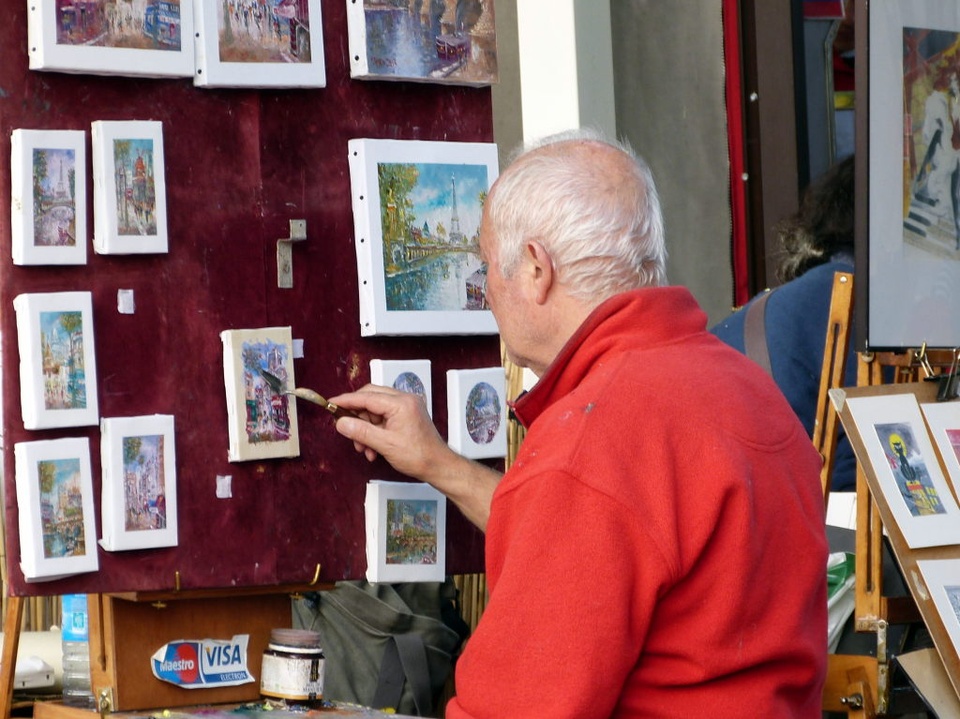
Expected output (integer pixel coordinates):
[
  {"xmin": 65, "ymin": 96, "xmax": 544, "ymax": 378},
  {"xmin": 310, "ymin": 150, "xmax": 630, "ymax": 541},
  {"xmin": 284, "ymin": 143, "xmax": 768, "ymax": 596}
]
[{"xmin": 260, "ymin": 628, "xmax": 324, "ymax": 704}]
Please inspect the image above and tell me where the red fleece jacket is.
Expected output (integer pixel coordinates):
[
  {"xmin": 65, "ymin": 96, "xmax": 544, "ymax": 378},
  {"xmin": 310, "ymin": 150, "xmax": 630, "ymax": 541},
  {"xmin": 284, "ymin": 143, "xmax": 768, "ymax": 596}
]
[{"xmin": 446, "ymin": 287, "xmax": 827, "ymax": 719}]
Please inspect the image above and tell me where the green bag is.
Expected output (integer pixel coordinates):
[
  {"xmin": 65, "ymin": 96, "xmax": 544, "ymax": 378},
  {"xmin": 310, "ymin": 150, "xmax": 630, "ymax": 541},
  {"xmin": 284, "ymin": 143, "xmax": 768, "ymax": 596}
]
[{"xmin": 293, "ymin": 580, "xmax": 467, "ymax": 717}]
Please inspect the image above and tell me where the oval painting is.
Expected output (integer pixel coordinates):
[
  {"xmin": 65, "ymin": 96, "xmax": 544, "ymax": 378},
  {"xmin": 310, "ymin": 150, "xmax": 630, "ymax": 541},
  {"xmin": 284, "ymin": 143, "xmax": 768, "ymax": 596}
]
[{"xmin": 465, "ymin": 381, "xmax": 501, "ymax": 445}]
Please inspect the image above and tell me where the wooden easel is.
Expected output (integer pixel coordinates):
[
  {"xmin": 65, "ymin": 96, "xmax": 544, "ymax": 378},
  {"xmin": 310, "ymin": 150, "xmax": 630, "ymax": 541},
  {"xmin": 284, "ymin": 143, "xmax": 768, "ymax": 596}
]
[{"xmin": 815, "ymin": 272, "xmax": 960, "ymax": 716}]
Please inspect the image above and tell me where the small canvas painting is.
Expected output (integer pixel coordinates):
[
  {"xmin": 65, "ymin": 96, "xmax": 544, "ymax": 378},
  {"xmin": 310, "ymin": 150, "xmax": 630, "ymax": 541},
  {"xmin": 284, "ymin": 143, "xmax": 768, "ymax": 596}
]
[
  {"xmin": 364, "ymin": 480, "xmax": 446, "ymax": 583},
  {"xmin": 11, "ymin": 129, "xmax": 87, "ymax": 265},
  {"xmin": 14, "ymin": 438, "xmax": 99, "ymax": 582},
  {"xmin": 14, "ymin": 291, "xmax": 99, "ymax": 430},
  {"xmin": 92, "ymin": 120, "xmax": 168, "ymax": 254},
  {"xmin": 446, "ymin": 367, "xmax": 506, "ymax": 459},
  {"xmin": 194, "ymin": 0, "xmax": 326, "ymax": 87},
  {"xmin": 845, "ymin": 392, "xmax": 960, "ymax": 548},
  {"xmin": 348, "ymin": 0, "xmax": 498, "ymax": 86},
  {"xmin": 100, "ymin": 415, "xmax": 178, "ymax": 551},
  {"xmin": 370, "ymin": 359, "xmax": 433, "ymax": 417},
  {"xmin": 27, "ymin": 0, "xmax": 195, "ymax": 77},
  {"xmin": 221, "ymin": 326, "xmax": 300, "ymax": 462},
  {"xmin": 349, "ymin": 138, "xmax": 499, "ymax": 335}
]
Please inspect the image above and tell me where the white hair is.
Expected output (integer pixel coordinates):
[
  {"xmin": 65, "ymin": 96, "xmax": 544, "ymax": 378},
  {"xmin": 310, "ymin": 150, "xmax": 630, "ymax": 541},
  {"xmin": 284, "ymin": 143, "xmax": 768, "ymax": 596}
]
[{"xmin": 486, "ymin": 128, "xmax": 668, "ymax": 301}]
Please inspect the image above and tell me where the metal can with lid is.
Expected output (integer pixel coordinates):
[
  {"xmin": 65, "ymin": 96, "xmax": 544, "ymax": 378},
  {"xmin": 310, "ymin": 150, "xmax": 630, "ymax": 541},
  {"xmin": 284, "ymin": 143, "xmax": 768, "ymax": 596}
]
[{"xmin": 260, "ymin": 628, "xmax": 324, "ymax": 704}]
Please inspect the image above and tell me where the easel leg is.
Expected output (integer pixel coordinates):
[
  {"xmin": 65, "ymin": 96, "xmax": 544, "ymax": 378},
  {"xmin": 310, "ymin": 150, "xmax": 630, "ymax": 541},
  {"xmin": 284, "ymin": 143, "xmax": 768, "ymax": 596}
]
[{"xmin": 0, "ymin": 596, "xmax": 25, "ymax": 719}]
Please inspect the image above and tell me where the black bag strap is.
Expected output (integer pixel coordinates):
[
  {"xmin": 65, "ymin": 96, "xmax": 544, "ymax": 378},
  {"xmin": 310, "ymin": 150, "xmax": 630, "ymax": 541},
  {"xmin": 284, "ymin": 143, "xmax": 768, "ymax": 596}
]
[
  {"xmin": 743, "ymin": 288, "xmax": 774, "ymax": 377},
  {"xmin": 372, "ymin": 633, "xmax": 433, "ymax": 716}
]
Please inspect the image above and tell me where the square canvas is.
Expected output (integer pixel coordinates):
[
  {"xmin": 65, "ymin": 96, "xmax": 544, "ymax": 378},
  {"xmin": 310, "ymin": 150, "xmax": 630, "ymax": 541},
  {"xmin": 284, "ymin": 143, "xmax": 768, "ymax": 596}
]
[
  {"xmin": 370, "ymin": 359, "xmax": 433, "ymax": 418},
  {"xmin": 845, "ymin": 392, "xmax": 960, "ymax": 548},
  {"xmin": 194, "ymin": 0, "xmax": 326, "ymax": 88},
  {"xmin": 348, "ymin": 138, "xmax": 499, "ymax": 336},
  {"xmin": 347, "ymin": 0, "xmax": 498, "ymax": 86},
  {"xmin": 92, "ymin": 120, "xmax": 168, "ymax": 254},
  {"xmin": 917, "ymin": 558, "xmax": 960, "ymax": 665},
  {"xmin": 14, "ymin": 438, "xmax": 99, "ymax": 582},
  {"xmin": 100, "ymin": 414, "xmax": 178, "ymax": 551},
  {"xmin": 221, "ymin": 326, "xmax": 300, "ymax": 462},
  {"xmin": 27, "ymin": 0, "xmax": 194, "ymax": 78},
  {"xmin": 14, "ymin": 291, "xmax": 99, "ymax": 430},
  {"xmin": 11, "ymin": 129, "xmax": 87, "ymax": 266},
  {"xmin": 446, "ymin": 366, "xmax": 506, "ymax": 459},
  {"xmin": 364, "ymin": 480, "xmax": 446, "ymax": 583}
]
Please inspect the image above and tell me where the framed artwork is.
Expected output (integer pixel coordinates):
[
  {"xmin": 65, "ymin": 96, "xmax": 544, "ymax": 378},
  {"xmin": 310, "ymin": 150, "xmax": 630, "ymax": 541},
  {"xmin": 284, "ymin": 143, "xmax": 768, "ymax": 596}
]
[
  {"xmin": 364, "ymin": 480, "xmax": 446, "ymax": 583},
  {"xmin": 221, "ymin": 326, "xmax": 300, "ymax": 462},
  {"xmin": 920, "ymin": 401, "xmax": 960, "ymax": 497},
  {"xmin": 100, "ymin": 415, "xmax": 178, "ymax": 552},
  {"xmin": 348, "ymin": 138, "xmax": 499, "ymax": 336},
  {"xmin": 14, "ymin": 438, "xmax": 99, "ymax": 582},
  {"xmin": 370, "ymin": 359, "xmax": 433, "ymax": 418},
  {"xmin": 91, "ymin": 121, "xmax": 168, "ymax": 255},
  {"xmin": 446, "ymin": 367, "xmax": 506, "ymax": 460},
  {"xmin": 347, "ymin": 0, "xmax": 498, "ymax": 86},
  {"xmin": 194, "ymin": 0, "xmax": 326, "ymax": 88},
  {"xmin": 917, "ymin": 558, "xmax": 960, "ymax": 665},
  {"xmin": 13, "ymin": 291, "xmax": 99, "ymax": 430},
  {"xmin": 845, "ymin": 392, "xmax": 960, "ymax": 548},
  {"xmin": 27, "ymin": 0, "xmax": 195, "ymax": 78},
  {"xmin": 859, "ymin": 2, "xmax": 960, "ymax": 349},
  {"xmin": 11, "ymin": 129, "xmax": 87, "ymax": 266}
]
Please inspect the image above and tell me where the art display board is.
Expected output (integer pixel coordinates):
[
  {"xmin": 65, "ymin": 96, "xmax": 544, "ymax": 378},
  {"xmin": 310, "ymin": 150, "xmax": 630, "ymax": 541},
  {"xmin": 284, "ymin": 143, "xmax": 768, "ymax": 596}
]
[
  {"xmin": 1, "ymin": 0, "xmax": 494, "ymax": 598},
  {"xmin": 99, "ymin": 414, "xmax": 178, "ymax": 552},
  {"xmin": 833, "ymin": 381, "xmax": 960, "ymax": 698},
  {"xmin": 10, "ymin": 129, "xmax": 87, "ymax": 266},
  {"xmin": 14, "ymin": 437, "xmax": 99, "ymax": 582},
  {"xmin": 26, "ymin": 0, "xmax": 195, "ymax": 78},
  {"xmin": 364, "ymin": 480, "xmax": 446, "ymax": 583},
  {"xmin": 347, "ymin": 0, "xmax": 499, "ymax": 87},
  {"xmin": 347, "ymin": 137, "xmax": 500, "ymax": 336}
]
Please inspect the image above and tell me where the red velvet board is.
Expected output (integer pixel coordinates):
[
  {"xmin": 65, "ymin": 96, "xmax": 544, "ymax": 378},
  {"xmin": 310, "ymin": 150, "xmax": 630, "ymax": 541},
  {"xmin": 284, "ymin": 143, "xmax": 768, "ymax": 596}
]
[{"xmin": 0, "ymin": 2, "xmax": 493, "ymax": 596}]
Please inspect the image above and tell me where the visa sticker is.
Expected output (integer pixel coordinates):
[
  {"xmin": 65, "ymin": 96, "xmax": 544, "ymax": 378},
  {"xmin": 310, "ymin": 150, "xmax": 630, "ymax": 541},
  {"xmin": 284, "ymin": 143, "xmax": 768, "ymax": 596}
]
[{"xmin": 151, "ymin": 635, "xmax": 254, "ymax": 688}]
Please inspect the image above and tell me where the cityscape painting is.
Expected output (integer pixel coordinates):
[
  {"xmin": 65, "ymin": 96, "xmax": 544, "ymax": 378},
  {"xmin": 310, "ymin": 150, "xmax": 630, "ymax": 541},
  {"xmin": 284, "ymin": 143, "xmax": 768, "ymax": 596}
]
[
  {"xmin": 92, "ymin": 120, "xmax": 168, "ymax": 254},
  {"xmin": 364, "ymin": 480, "xmax": 446, "ymax": 582},
  {"xmin": 194, "ymin": 0, "xmax": 325, "ymax": 87},
  {"xmin": 221, "ymin": 326, "xmax": 300, "ymax": 462},
  {"xmin": 370, "ymin": 359, "xmax": 433, "ymax": 417},
  {"xmin": 348, "ymin": 0, "xmax": 498, "ymax": 86},
  {"xmin": 14, "ymin": 437, "xmax": 99, "ymax": 582},
  {"xmin": 100, "ymin": 414, "xmax": 178, "ymax": 551},
  {"xmin": 349, "ymin": 138, "xmax": 499, "ymax": 335},
  {"xmin": 11, "ymin": 129, "xmax": 87, "ymax": 266},
  {"xmin": 446, "ymin": 366, "xmax": 506, "ymax": 459},
  {"xmin": 14, "ymin": 291, "xmax": 99, "ymax": 430},
  {"xmin": 27, "ymin": 0, "xmax": 195, "ymax": 77}
]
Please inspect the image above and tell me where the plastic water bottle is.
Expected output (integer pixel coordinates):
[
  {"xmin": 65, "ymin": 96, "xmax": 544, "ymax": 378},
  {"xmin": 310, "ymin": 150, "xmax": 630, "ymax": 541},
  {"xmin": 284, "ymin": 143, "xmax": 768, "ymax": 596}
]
[{"xmin": 61, "ymin": 594, "xmax": 95, "ymax": 709}]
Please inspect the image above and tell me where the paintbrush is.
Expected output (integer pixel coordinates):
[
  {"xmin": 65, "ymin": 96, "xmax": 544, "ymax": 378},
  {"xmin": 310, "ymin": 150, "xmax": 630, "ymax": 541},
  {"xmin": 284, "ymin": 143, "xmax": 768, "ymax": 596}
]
[{"xmin": 258, "ymin": 369, "xmax": 359, "ymax": 421}]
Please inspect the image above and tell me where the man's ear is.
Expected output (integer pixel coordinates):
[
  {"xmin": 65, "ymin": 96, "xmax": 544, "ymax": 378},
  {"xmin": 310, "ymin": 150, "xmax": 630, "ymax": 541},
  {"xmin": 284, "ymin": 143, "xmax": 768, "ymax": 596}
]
[{"xmin": 525, "ymin": 240, "xmax": 555, "ymax": 304}]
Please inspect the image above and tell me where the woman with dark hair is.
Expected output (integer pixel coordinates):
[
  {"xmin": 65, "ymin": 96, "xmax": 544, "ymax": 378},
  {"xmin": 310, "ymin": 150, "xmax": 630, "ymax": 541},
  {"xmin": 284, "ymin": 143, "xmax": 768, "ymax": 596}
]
[{"xmin": 711, "ymin": 155, "xmax": 858, "ymax": 491}]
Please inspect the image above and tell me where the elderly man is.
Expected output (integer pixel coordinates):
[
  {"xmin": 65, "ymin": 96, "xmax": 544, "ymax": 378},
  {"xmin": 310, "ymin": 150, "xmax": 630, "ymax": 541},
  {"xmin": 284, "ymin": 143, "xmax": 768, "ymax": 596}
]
[{"xmin": 331, "ymin": 129, "xmax": 827, "ymax": 718}]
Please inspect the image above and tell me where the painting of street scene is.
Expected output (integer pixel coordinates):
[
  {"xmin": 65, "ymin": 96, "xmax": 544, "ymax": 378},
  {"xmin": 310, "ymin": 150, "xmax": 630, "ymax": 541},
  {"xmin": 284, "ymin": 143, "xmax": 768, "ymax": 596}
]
[
  {"xmin": 385, "ymin": 498, "xmax": 438, "ymax": 565},
  {"xmin": 40, "ymin": 310, "xmax": 87, "ymax": 411},
  {"xmin": 122, "ymin": 433, "xmax": 168, "ymax": 532},
  {"xmin": 55, "ymin": 0, "xmax": 183, "ymax": 51},
  {"xmin": 241, "ymin": 338, "xmax": 293, "ymax": 445},
  {"xmin": 38, "ymin": 457, "xmax": 88, "ymax": 559},
  {"xmin": 112, "ymin": 137, "xmax": 157, "ymax": 236},
  {"xmin": 218, "ymin": 0, "xmax": 315, "ymax": 63},
  {"xmin": 393, "ymin": 371, "xmax": 427, "ymax": 400},
  {"xmin": 378, "ymin": 160, "xmax": 489, "ymax": 312},
  {"xmin": 354, "ymin": 0, "xmax": 497, "ymax": 85},
  {"xmin": 32, "ymin": 147, "xmax": 78, "ymax": 248},
  {"xmin": 464, "ymin": 380, "xmax": 500, "ymax": 445},
  {"xmin": 874, "ymin": 421, "xmax": 947, "ymax": 516},
  {"xmin": 902, "ymin": 27, "xmax": 960, "ymax": 258}
]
